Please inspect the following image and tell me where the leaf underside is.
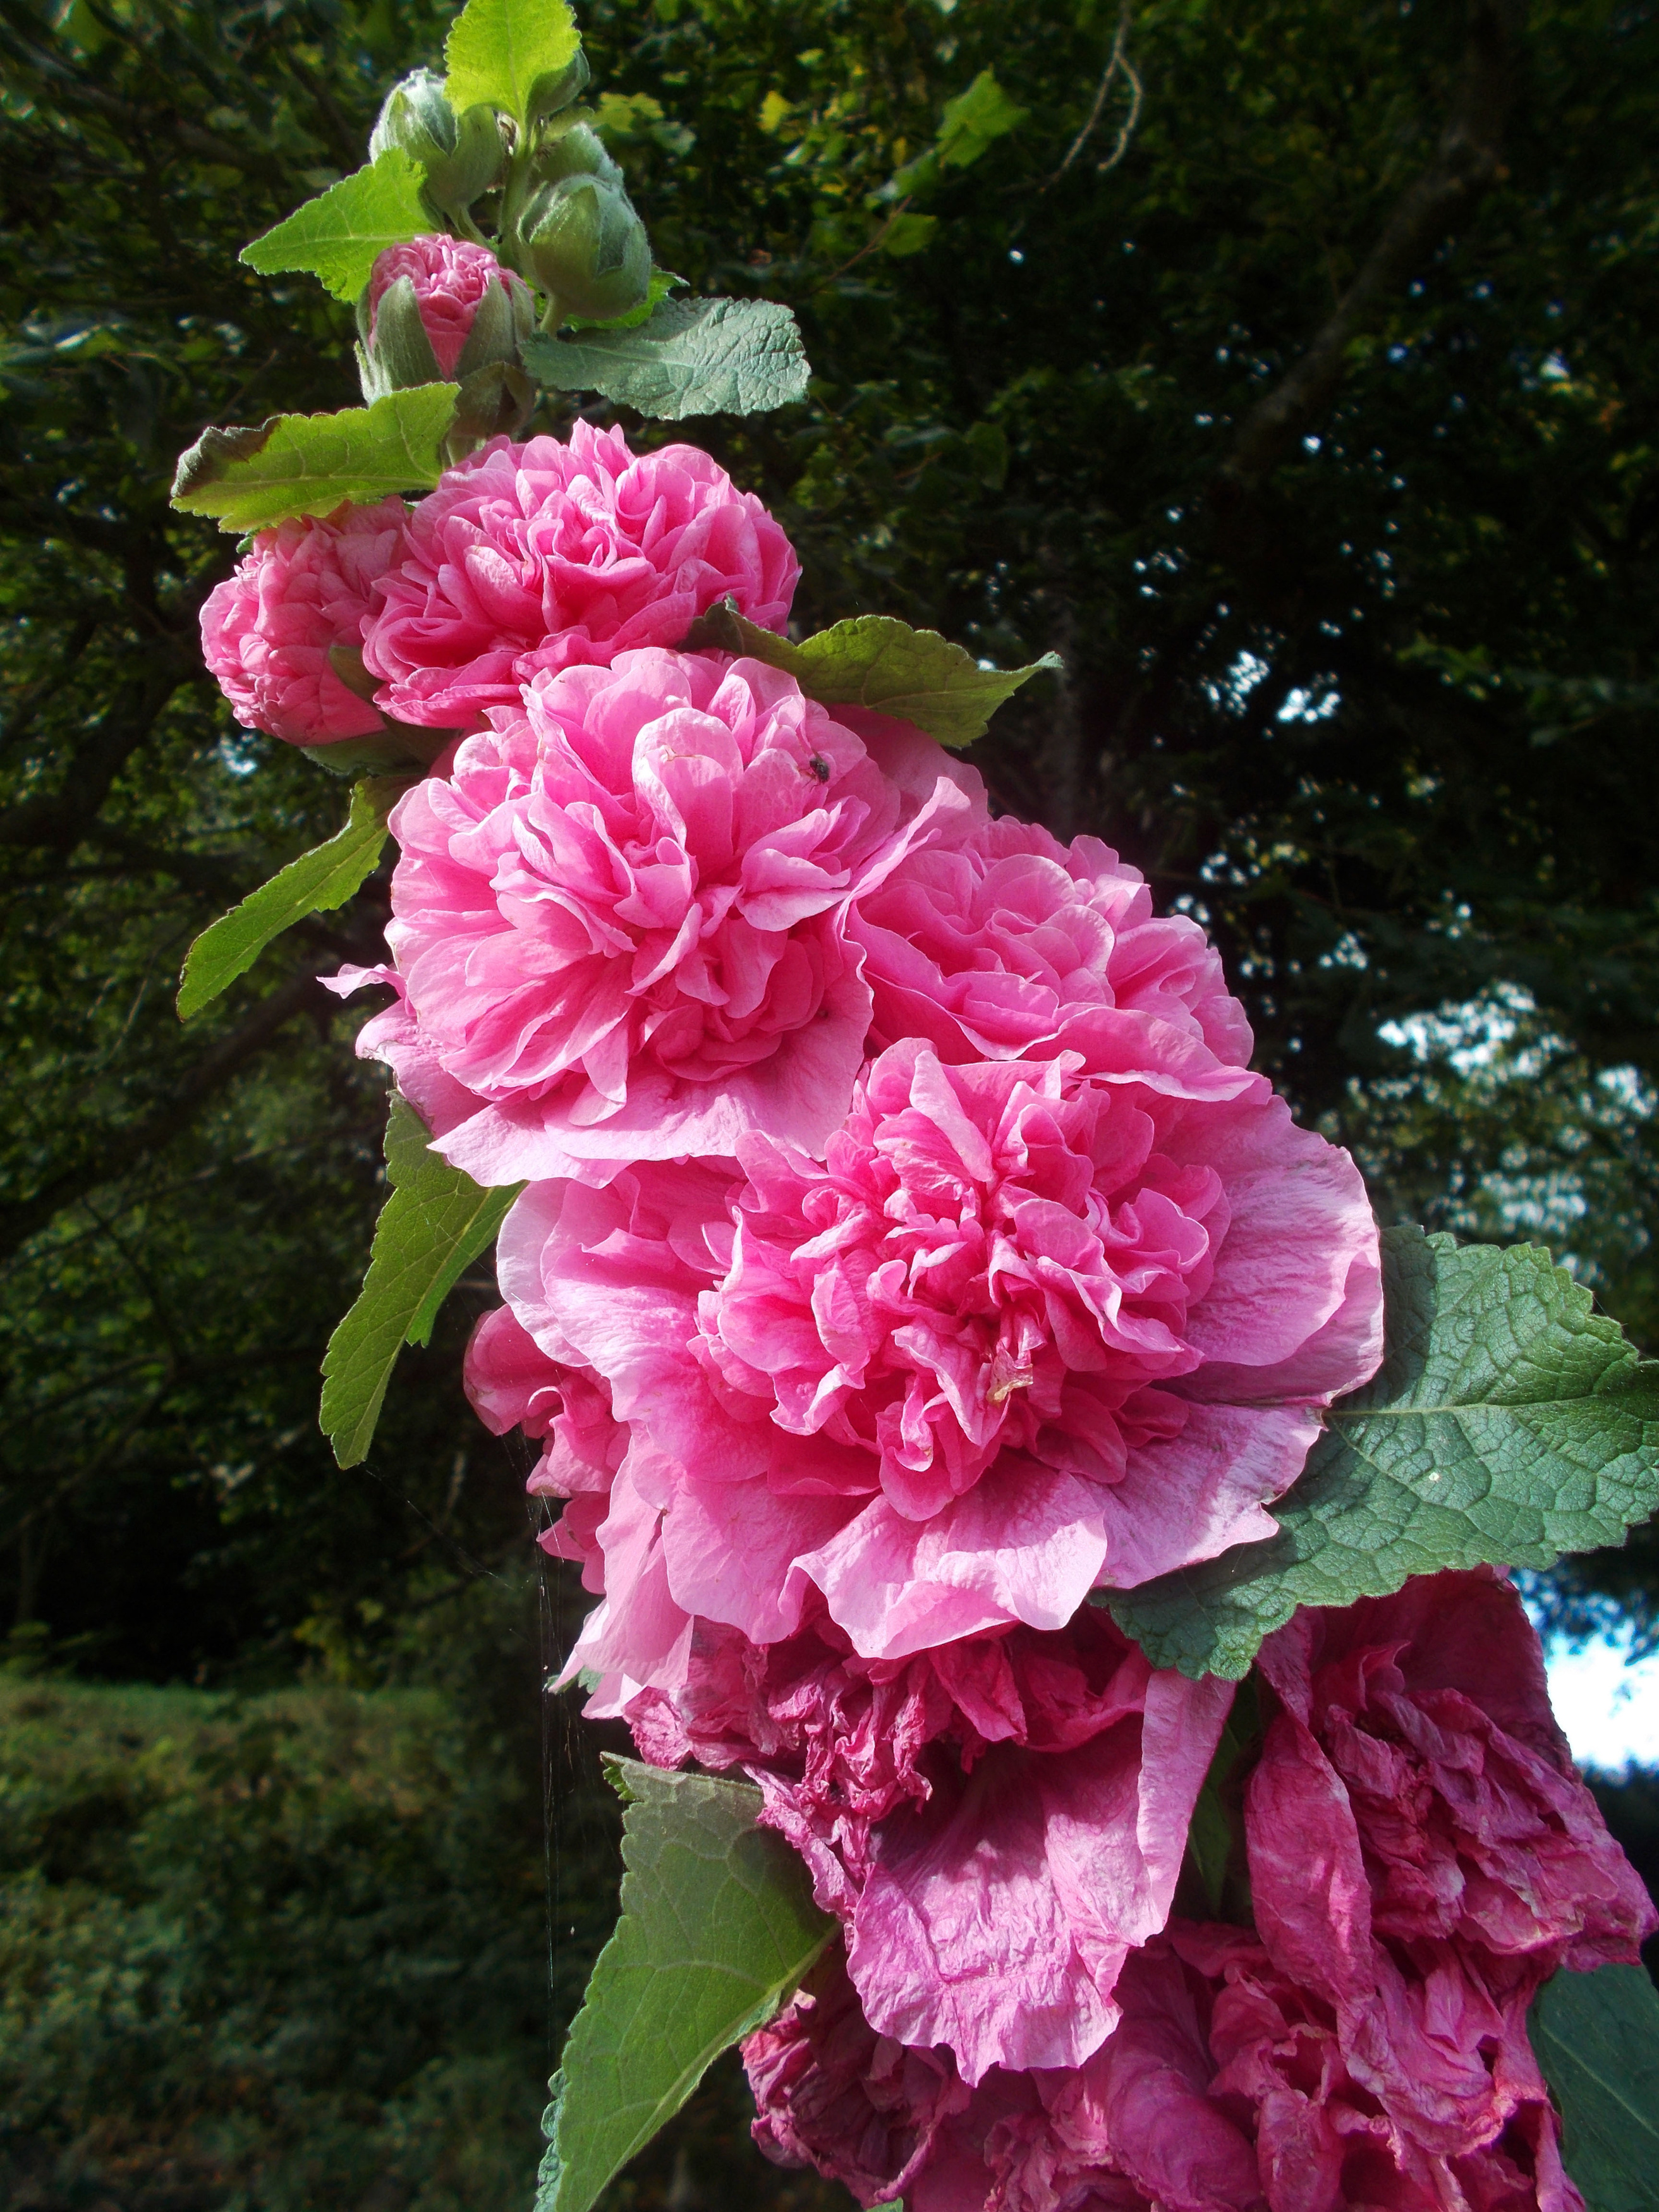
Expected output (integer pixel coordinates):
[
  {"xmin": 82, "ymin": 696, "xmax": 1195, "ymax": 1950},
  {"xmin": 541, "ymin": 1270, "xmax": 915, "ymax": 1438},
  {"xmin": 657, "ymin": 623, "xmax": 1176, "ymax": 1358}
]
[
  {"xmin": 319, "ymin": 1096, "xmax": 522, "ymax": 1468},
  {"xmin": 177, "ymin": 778, "xmax": 406, "ymax": 1021},
  {"xmin": 523, "ymin": 296, "xmax": 810, "ymax": 420},
  {"xmin": 1531, "ymin": 1962, "xmax": 1659, "ymax": 2211},
  {"xmin": 171, "ymin": 386, "xmax": 458, "ymax": 532},
  {"xmin": 682, "ymin": 599, "xmax": 1060, "ymax": 748},
  {"xmin": 538, "ymin": 1757, "xmax": 835, "ymax": 2212},
  {"xmin": 1105, "ymin": 1227, "xmax": 1659, "ymax": 1679},
  {"xmin": 239, "ymin": 150, "xmax": 431, "ymax": 301}
]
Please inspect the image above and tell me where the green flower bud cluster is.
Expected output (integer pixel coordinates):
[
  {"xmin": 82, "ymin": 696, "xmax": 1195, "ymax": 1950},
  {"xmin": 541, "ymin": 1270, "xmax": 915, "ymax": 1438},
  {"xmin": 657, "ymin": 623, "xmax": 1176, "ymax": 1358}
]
[
  {"xmin": 500, "ymin": 117, "xmax": 652, "ymax": 329},
  {"xmin": 370, "ymin": 68, "xmax": 504, "ymax": 220}
]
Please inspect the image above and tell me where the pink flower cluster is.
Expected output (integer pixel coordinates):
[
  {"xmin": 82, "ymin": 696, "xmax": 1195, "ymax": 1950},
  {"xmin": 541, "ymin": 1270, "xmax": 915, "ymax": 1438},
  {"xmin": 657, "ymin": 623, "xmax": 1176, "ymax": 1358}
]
[
  {"xmin": 738, "ymin": 1574, "xmax": 1654, "ymax": 2211},
  {"xmin": 198, "ymin": 420, "xmax": 796, "ymax": 748},
  {"xmin": 226, "ymin": 418, "xmax": 1648, "ymax": 2210}
]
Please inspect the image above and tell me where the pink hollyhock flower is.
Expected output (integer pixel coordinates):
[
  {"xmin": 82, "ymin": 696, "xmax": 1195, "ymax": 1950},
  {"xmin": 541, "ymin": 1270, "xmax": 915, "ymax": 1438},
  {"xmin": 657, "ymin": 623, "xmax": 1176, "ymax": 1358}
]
[
  {"xmin": 198, "ymin": 498, "xmax": 408, "ymax": 744},
  {"xmin": 1244, "ymin": 1569, "xmax": 1655, "ymax": 2161},
  {"xmin": 495, "ymin": 1037, "xmax": 1380, "ymax": 1658},
  {"xmin": 629, "ymin": 1605, "xmax": 1234, "ymax": 2081},
  {"xmin": 360, "ymin": 421, "xmax": 800, "ymax": 727},
  {"xmin": 373, "ymin": 652, "xmax": 975, "ymax": 1182},
  {"xmin": 365, "ymin": 233, "xmax": 530, "ymax": 379},
  {"xmin": 748, "ymin": 1924, "xmax": 1591, "ymax": 2211},
  {"xmin": 853, "ymin": 811, "xmax": 1258, "ymax": 1086}
]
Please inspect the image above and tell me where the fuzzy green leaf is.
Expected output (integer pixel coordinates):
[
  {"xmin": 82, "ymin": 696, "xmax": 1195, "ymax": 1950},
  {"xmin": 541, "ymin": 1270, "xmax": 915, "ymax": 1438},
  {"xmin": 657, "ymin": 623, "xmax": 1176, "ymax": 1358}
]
[
  {"xmin": 171, "ymin": 387, "xmax": 457, "ymax": 533},
  {"xmin": 936, "ymin": 68, "xmax": 1028, "ymax": 168},
  {"xmin": 1105, "ymin": 1228, "xmax": 1659, "ymax": 1679},
  {"xmin": 538, "ymin": 1756, "xmax": 835, "ymax": 2212},
  {"xmin": 444, "ymin": 0, "xmax": 580, "ymax": 126},
  {"xmin": 681, "ymin": 599, "xmax": 1060, "ymax": 748},
  {"xmin": 240, "ymin": 152, "xmax": 432, "ymax": 301},
  {"xmin": 1531, "ymin": 1962, "xmax": 1659, "ymax": 2210},
  {"xmin": 320, "ymin": 1098, "xmax": 523, "ymax": 1468},
  {"xmin": 523, "ymin": 296, "xmax": 809, "ymax": 419},
  {"xmin": 177, "ymin": 779, "xmax": 406, "ymax": 1022}
]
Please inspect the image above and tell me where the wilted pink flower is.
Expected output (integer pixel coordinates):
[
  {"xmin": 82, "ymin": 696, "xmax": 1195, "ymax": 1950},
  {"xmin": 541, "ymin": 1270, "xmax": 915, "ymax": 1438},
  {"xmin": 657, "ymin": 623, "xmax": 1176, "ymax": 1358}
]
[
  {"xmin": 1244, "ymin": 1570, "xmax": 1655, "ymax": 2163},
  {"xmin": 366, "ymin": 233, "xmax": 530, "ymax": 379},
  {"xmin": 375, "ymin": 652, "xmax": 974, "ymax": 1182},
  {"xmin": 360, "ymin": 422, "xmax": 800, "ymax": 727},
  {"xmin": 746, "ymin": 1920, "xmax": 1593, "ymax": 2211},
  {"xmin": 495, "ymin": 1036, "xmax": 1380, "ymax": 1658},
  {"xmin": 854, "ymin": 811, "xmax": 1257, "ymax": 1086},
  {"xmin": 198, "ymin": 498, "xmax": 408, "ymax": 744},
  {"xmin": 631, "ymin": 1605, "xmax": 1233, "ymax": 2082}
]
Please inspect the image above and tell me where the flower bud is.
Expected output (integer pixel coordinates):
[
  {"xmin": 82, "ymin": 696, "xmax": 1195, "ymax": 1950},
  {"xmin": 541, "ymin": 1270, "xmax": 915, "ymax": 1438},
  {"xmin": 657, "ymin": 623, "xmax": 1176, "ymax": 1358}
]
[
  {"xmin": 525, "ymin": 49, "xmax": 592, "ymax": 130},
  {"xmin": 513, "ymin": 174, "xmax": 652, "ymax": 324},
  {"xmin": 369, "ymin": 68, "xmax": 504, "ymax": 217},
  {"xmin": 356, "ymin": 234, "xmax": 535, "ymax": 401}
]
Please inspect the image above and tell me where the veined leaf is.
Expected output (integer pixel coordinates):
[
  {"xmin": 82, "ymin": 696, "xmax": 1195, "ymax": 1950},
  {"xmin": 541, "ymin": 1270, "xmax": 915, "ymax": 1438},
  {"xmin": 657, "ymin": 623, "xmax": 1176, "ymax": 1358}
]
[
  {"xmin": 178, "ymin": 778, "xmax": 407, "ymax": 1021},
  {"xmin": 682, "ymin": 599, "xmax": 1060, "ymax": 749},
  {"xmin": 240, "ymin": 152, "xmax": 430, "ymax": 302},
  {"xmin": 320, "ymin": 1097, "xmax": 523, "ymax": 1469},
  {"xmin": 1105, "ymin": 1227, "xmax": 1659, "ymax": 1679},
  {"xmin": 1531, "ymin": 1962, "xmax": 1659, "ymax": 2210},
  {"xmin": 444, "ymin": 0, "xmax": 580, "ymax": 126},
  {"xmin": 538, "ymin": 1757, "xmax": 834, "ymax": 2212},
  {"xmin": 171, "ymin": 387, "xmax": 456, "ymax": 532},
  {"xmin": 523, "ymin": 296, "xmax": 808, "ymax": 420}
]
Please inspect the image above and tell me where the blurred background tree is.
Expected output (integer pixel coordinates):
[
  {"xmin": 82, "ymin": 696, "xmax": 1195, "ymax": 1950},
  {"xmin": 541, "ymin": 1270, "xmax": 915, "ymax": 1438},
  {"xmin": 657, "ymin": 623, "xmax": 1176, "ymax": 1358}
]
[{"xmin": 2, "ymin": 0, "xmax": 1656, "ymax": 2203}]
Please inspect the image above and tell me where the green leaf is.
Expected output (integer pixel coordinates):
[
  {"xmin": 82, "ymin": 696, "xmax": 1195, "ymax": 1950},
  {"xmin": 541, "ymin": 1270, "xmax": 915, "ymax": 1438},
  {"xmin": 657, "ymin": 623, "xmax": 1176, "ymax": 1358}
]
[
  {"xmin": 177, "ymin": 778, "xmax": 406, "ymax": 1022},
  {"xmin": 319, "ymin": 1098, "xmax": 523, "ymax": 1469},
  {"xmin": 444, "ymin": 0, "xmax": 580, "ymax": 126},
  {"xmin": 681, "ymin": 600, "xmax": 1060, "ymax": 750},
  {"xmin": 523, "ymin": 297, "xmax": 809, "ymax": 420},
  {"xmin": 540, "ymin": 1756, "xmax": 835, "ymax": 2212},
  {"xmin": 879, "ymin": 67, "xmax": 1027, "ymax": 202},
  {"xmin": 1531, "ymin": 1962, "xmax": 1659, "ymax": 2210},
  {"xmin": 936, "ymin": 68, "xmax": 1028, "ymax": 168},
  {"xmin": 240, "ymin": 151, "xmax": 432, "ymax": 302},
  {"xmin": 1105, "ymin": 1227, "xmax": 1659, "ymax": 1680},
  {"xmin": 171, "ymin": 387, "xmax": 457, "ymax": 533}
]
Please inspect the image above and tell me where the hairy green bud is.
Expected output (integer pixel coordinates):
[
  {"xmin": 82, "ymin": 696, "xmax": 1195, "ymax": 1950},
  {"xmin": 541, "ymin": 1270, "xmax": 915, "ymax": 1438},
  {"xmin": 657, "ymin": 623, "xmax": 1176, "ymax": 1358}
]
[
  {"xmin": 513, "ymin": 174, "xmax": 652, "ymax": 325},
  {"xmin": 370, "ymin": 68, "xmax": 504, "ymax": 216}
]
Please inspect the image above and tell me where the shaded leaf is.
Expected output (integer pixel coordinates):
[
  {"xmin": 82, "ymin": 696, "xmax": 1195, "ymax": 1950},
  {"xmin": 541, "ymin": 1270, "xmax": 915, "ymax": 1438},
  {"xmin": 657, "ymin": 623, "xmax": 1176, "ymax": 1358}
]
[
  {"xmin": 1105, "ymin": 1228, "xmax": 1659, "ymax": 1679},
  {"xmin": 240, "ymin": 152, "xmax": 431, "ymax": 302},
  {"xmin": 319, "ymin": 1097, "xmax": 522, "ymax": 1469},
  {"xmin": 540, "ymin": 1756, "xmax": 834, "ymax": 2212},
  {"xmin": 1531, "ymin": 1962, "xmax": 1659, "ymax": 2211},
  {"xmin": 171, "ymin": 387, "xmax": 456, "ymax": 532},
  {"xmin": 523, "ymin": 296, "xmax": 808, "ymax": 420},
  {"xmin": 444, "ymin": 0, "xmax": 580, "ymax": 126},
  {"xmin": 177, "ymin": 778, "xmax": 408, "ymax": 1021},
  {"xmin": 682, "ymin": 599, "xmax": 1060, "ymax": 748}
]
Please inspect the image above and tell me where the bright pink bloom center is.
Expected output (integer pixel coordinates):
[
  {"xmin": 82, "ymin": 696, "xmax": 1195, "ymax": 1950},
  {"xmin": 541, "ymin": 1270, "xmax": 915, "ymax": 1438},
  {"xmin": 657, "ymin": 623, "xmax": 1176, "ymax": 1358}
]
[
  {"xmin": 361, "ymin": 422, "xmax": 801, "ymax": 728},
  {"xmin": 699, "ymin": 1043, "xmax": 1222, "ymax": 1521}
]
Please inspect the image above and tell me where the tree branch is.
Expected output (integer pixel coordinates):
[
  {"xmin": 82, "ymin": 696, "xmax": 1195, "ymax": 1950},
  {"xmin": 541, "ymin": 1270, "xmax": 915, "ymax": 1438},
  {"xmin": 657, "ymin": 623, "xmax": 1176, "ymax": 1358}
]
[{"xmin": 1218, "ymin": 0, "xmax": 1523, "ymax": 497}]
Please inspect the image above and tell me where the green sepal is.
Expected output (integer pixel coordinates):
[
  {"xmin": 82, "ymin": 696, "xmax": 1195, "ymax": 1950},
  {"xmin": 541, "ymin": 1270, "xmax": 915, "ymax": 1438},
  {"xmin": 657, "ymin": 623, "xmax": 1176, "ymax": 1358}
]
[
  {"xmin": 681, "ymin": 599, "xmax": 1060, "ymax": 749},
  {"xmin": 539, "ymin": 1756, "xmax": 835, "ymax": 2212},
  {"xmin": 1104, "ymin": 1227, "xmax": 1659, "ymax": 1680},
  {"xmin": 319, "ymin": 1097, "xmax": 523, "ymax": 1469},
  {"xmin": 177, "ymin": 777, "xmax": 410, "ymax": 1022}
]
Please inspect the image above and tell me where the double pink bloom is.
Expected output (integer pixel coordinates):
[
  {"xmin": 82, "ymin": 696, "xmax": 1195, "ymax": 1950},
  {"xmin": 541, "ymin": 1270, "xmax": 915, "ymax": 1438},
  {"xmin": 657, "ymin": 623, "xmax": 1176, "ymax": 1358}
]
[{"xmin": 198, "ymin": 420, "xmax": 798, "ymax": 748}]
